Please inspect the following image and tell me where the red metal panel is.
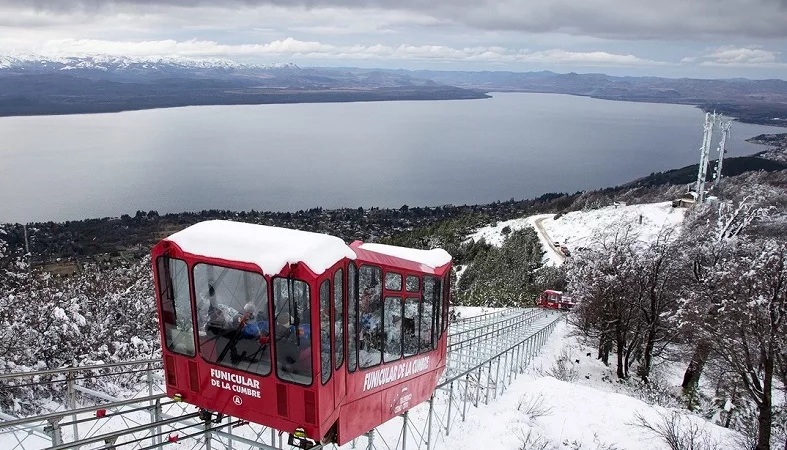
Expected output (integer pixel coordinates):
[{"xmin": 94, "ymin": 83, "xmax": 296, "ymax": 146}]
[{"xmin": 337, "ymin": 392, "xmax": 381, "ymax": 446}]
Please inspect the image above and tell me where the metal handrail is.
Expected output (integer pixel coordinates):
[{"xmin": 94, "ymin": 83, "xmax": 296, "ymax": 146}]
[
  {"xmin": 438, "ymin": 312, "xmax": 562, "ymax": 389},
  {"xmin": 0, "ymin": 394, "xmax": 168, "ymax": 430},
  {"xmin": 448, "ymin": 309, "xmax": 540, "ymax": 343},
  {"xmin": 0, "ymin": 358, "xmax": 163, "ymax": 382}
]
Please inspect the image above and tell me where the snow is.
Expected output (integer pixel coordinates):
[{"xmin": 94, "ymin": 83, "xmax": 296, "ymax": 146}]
[
  {"xmin": 0, "ymin": 54, "xmax": 299, "ymax": 71},
  {"xmin": 467, "ymin": 202, "xmax": 686, "ymax": 267},
  {"xmin": 423, "ymin": 321, "xmax": 740, "ymax": 450},
  {"xmin": 0, "ymin": 316, "xmax": 741, "ymax": 450},
  {"xmin": 166, "ymin": 220, "xmax": 355, "ymax": 276},
  {"xmin": 541, "ymin": 201, "xmax": 685, "ymax": 252},
  {"xmin": 358, "ymin": 242, "xmax": 452, "ymax": 268}
]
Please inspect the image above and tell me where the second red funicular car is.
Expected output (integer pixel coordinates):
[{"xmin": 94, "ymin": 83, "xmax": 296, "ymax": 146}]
[{"xmin": 153, "ymin": 220, "xmax": 451, "ymax": 448}]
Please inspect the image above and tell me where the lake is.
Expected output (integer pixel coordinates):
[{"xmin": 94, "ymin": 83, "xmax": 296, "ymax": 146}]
[{"xmin": 0, "ymin": 93, "xmax": 783, "ymax": 223}]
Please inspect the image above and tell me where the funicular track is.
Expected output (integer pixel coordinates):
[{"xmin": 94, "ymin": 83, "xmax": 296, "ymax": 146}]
[{"xmin": 0, "ymin": 309, "xmax": 562, "ymax": 450}]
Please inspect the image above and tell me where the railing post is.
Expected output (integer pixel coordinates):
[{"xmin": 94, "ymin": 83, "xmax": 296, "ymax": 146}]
[
  {"xmin": 204, "ymin": 418, "xmax": 212, "ymax": 450},
  {"xmin": 67, "ymin": 371, "xmax": 79, "ymax": 447},
  {"xmin": 154, "ymin": 398, "xmax": 162, "ymax": 447},
  {"xmin": 45, "ymin": 417, "xmax": 63, "ymax": 446},
  {"xmin": 474, "ymin": 366, "xmax": 482, "ymax": 407},
  {"xmin": 366, "ymin": 429, "xmax": 374, "ymax": 450},
  {"xmin": 462, "ymin": 373, "xmax": 469, "ymax": 422},
  {"xmin": 146, "ymin": 362, "xmax": 157, "ymax": 447},
  {"xmin": 494, "ymin": 357, "xmax": 501, "ymax": 399},
  {"xmin": 445, "ymin": 382, "xmax": 454, "ymax": 436},
  {"xmin": 402, "ymin": 411, "xmax": 408, "ymax": 450},
  {"xmin": 485, "ymin": 361, "xmax": 492, "ymax": 405},
  {"xmin": 227, "ymin": 415, "xmax": 234, "ymax": 450},
  {"xmin": 427, "ymin": 395, "xmax": 434, "ymax": 450}
]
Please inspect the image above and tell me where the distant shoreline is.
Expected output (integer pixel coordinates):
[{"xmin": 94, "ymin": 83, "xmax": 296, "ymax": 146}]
[
  {"xmin": 0, "ymin": 87, "xmax": 491, "ymax": 118},
  {"xmin": 1, "ymin": 89, "xmax": 783, "ymax": 129}
]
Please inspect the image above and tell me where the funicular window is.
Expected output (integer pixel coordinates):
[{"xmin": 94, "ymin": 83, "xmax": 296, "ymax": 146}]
[
  {"xmin": 358, "ymin": 265, "xmax": 383, "ymax": 369},
  {"xmin": 435, "ymin": 278, "xmax": 442, "ymax": 343},
  {"xmin": 347, "ymin": 263, "xmax": 358, "ymax": 372},
  {"xmin": 383, "ymin": 296, "xmax": 403, "ymax": 363},
  {"xmin": 334, "ymin": 269, "xmax": 344, "ymax": 370},
  {"xmin": 385, "ymin": 272, "xmax": 402, "ymax": 291},
  {"xmin": 272, "ymin": 278, "xmax": 312, "ymax": 386},
  {"xmin": 403, "ymin": 298, "xmax": 419, "ymax": 357},
  {"xmin": 193, "ymin": 263, "xmax": 270, "ymax": 375},
  {"xmin": 406, "ymin": 275, "xmax": 419, "ymax": 292},
  {"xmin": 320, "ymin": 280, "xmax": 331, "ymax": 385},
  {"xmin": 421, "ymin": 276, "xmax": 435, "ymax": 353},
  {"xmin": 442, "ymin": 274, "xmax": 450, "ymax": 332},
  {"xmin": 157, "ymin": 257, "xmax": 196, "ymax": 357}
]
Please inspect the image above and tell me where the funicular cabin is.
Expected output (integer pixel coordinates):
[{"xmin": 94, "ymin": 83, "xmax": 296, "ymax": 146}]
[
  {"xmin": 152, "ymin": 221, "xmax": 452, "ymax": 448},
  {"xmin": 537, "ymin": 289, "xmax": 576, "ymax": 310}
]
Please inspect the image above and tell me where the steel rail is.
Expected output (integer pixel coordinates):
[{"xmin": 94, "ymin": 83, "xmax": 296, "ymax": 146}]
[
  {"xmin": 47, "ymin": 412, "xmax": 200, "ymax": 450},
  {"xmin": 447, "ymin": 309, "xmax": 536, "ymax": 341},
  {"xmin": 437, "ymin": 313, "xmax": 561, "ymax": 389},
  {"xmin": 0, "ymin": 394, "xmax": 168, "ymax": 430}
]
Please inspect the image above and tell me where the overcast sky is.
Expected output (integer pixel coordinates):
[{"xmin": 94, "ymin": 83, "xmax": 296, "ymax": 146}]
[{"xmin": 1, "ymin": 0, "xmax": 786, "ymax": 78}]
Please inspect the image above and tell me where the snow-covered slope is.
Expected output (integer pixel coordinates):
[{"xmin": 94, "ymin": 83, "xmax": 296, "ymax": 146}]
[
  {"xmin": 540, "ymin": 201, "xmax": 685, "ymax": 251},
  {"xmin": 468, "ymin": 202, "xmax": 686, "ymax": 266},
  {"xmin": 444, "ymin": 320, "xmax": 741, "ymax": 450}
]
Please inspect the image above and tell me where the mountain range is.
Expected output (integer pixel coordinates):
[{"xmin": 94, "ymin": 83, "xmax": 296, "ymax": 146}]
[{"xmin": 1, "ymin": 55, "xmax": 786, "ymax": 124}]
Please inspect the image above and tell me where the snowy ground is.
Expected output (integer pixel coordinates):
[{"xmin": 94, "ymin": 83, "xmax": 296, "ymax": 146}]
[
  {"xmin": 0, "ymin": 317, "xmax": 740, "ymax": 450},
  {"xmin": 423, "ymin": 320, "xmax": 740, "ymax": 450},
  {"xmin": 467, "ymin": 202, "xmax": 686, "ymax": 266}
]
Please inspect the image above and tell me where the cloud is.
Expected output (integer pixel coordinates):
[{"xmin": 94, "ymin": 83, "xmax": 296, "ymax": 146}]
[
  {"xmin": 685, "ymin": 46, "xmax": 786, "ymax": 67},
  {"xmin": 4, "ymin": 0, "xmax": 787, "ymax": 40},
  {"xmin": 4, "ymin": 37, "xmax": 670, "ymax": 66}
]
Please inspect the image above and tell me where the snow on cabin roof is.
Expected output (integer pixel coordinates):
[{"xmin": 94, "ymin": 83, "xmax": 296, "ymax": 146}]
[
  {"xmin": 166, "ymin": 220, "xmax": 356, "ymax": 276},
  {"xmin": 357, "ymin": 242, "xmax": 452, "ymax": 269}
]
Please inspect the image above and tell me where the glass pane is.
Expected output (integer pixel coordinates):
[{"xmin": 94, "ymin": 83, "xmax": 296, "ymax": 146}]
[
  {"xmin": 320, "ymin": 280, "xmax": 331, "ymax": 385},
  {"xmin": 443, "ymin": 274, "xmax": 450, "ymax": 332},
  {"xmin": 435, "ymin": 278, "xmax": 442, "ymax": 344},
  {"xmin": 157, "ymin": 257, "xmax": 195, "ymax": 357},
  {"xmin": 383, "ymin": 296, "xmax": 402, "ymax": 363},
  {"xmin": 193, "ymin": 263, "xmax": 270, "ymax": 375},
  {"xmin": 272, "ymin": 278, "xmax": 312, "ymax": 385},
  {"xmin": 358, "ymin": 265, "xmax": 383, "ymax": 369},
  {"xmin": 403, "ymin": 298, "xmax": 419, "ymax": 357},
  {"xmin": 406, "ymin": 275, "xmax": 419, "ymax": 292},
  {"xmin": 348, "ymin": 264, "xmax": 357, "ymax": 372},
  {"xmin": 334, "ymin": 269, "xmax": 344, "ymax": 370},
  {"xmin": 385, "ymin": 272, "xmax": 402, "ymax": 291},
  {"xmin": 420, "ymin": 276, "xmax": 435, "ymax": 353}
]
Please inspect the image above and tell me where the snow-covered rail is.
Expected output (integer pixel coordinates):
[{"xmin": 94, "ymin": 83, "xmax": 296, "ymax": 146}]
[{"xmin": 0, "ymin": 309, "xmax": 563, "ymax": 450}]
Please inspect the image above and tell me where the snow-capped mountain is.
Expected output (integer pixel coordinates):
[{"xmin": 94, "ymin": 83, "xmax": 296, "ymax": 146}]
[{"xmin": 0, "ymin": 54, "xmax": 299, "ymax": 74}]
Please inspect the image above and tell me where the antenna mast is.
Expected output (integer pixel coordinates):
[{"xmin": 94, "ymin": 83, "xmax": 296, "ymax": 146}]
[
  {"xmin": 713, "ymin": 120, "xmax": 732, "ymax": 188},
  {"xmin": 695, "ymin": 112, "xmax": 716, "ymax": 203}
]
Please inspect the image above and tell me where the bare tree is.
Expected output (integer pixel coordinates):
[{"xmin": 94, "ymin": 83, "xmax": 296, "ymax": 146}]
[{"xmin": 699, "ymin": 241, "xmax": 786, "ymax": 450}]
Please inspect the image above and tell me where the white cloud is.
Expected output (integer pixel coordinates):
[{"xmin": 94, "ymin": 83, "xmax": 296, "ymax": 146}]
[
  {"xmin": 2, "ymin": 37, "xmax": 671, "ymax": 66},
  {"xmin": 685, "ymin": 46, "xmax": 786, "ymax": 68}
]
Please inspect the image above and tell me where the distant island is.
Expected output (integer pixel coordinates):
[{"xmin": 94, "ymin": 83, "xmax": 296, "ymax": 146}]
[{"xmin": 0, "ymin": 55, "xmax": 786, "ymax": 126}]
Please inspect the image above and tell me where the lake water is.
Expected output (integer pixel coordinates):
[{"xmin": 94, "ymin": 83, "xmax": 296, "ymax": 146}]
[{"xmin": 0, "ymin": 93, "xmax": 783, "ymax": 223}]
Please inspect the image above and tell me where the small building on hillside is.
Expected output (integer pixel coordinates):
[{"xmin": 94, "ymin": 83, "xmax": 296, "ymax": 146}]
[{"xmin": 672, "ymin": 191, "xmax": 698, "ymax": 208}]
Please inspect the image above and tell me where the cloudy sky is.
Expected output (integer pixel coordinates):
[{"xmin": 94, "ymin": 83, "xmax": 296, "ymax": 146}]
[{"xmin": 1, "ymin": 0, "xmax": 786, "ymax": 78}]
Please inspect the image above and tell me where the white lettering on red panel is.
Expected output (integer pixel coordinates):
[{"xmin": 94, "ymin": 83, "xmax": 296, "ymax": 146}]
[
  {"xmin": 210, "ymin": 368, "xmax": 262, "ymax": 398},
  {"xmin": 362, "ymin": 356, "xmax": 430, "ymax": 392}
]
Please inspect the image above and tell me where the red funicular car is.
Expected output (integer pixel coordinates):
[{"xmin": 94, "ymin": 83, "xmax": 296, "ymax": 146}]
[
  {"xmin": 152, "ymin": 220, "xmax": 451, "ymax": 448},
  {"xmin": 537, "ymin": 289, "xmax": 576, "ymax": 310}
]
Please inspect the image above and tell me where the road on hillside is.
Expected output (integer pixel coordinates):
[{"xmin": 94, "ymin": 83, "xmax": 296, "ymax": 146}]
[{"xmin": 533, "ymin": 216, "xmax": 566, "ymax": 264}]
